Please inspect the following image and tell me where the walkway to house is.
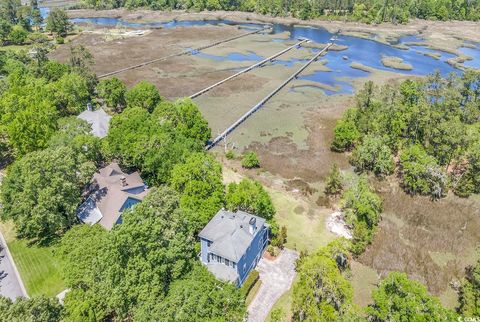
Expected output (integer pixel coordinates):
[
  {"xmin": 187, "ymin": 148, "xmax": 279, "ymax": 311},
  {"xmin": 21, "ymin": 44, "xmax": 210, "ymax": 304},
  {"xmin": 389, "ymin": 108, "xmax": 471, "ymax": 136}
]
[
  {"xmin": 0, "ymin": 231, "xmax": 27, "ymax": 300},
  {"xmin": 247, "ymin": 248, "xmax": 299, "ymax": 322}
]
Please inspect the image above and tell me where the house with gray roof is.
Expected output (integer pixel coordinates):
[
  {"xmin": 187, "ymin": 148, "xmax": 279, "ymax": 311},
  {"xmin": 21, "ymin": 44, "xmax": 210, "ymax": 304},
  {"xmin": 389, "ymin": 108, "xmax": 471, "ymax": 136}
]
[
  {"xmin": 77, "ymin": 163, "xmax": 149, "ymax": 230},
  {"xmin": 198, "ymin": 210, "xmax": 269, "ymax": 286}
]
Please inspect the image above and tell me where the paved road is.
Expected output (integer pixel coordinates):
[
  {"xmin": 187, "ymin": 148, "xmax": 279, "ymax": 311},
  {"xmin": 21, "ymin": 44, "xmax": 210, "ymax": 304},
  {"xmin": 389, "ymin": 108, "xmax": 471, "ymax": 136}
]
[
  {"xmin": 0, "ymin": 232, "xmax": 26, "ymax": 300},
  {"xmin": 247, "ymin": 249, "xmax": 299, "ymax": 322}
]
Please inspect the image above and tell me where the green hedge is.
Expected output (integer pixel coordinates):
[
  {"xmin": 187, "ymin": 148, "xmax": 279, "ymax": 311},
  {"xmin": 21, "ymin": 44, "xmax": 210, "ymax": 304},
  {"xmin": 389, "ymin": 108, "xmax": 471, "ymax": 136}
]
[{"xmin": 240, "ymin": 269, "xmax": 259, "ymax": 298}]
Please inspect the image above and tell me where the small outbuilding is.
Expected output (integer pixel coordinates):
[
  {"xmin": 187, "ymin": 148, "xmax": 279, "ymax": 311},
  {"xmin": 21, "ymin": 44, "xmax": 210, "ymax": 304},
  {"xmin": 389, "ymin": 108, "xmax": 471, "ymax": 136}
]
[
  {"xmin": 198, "ymin": 209, "xmax": 269, "ymax": 286},
  {"xmin": 77, "ymin": 107, "xmax": 111, "ymax": 138}
]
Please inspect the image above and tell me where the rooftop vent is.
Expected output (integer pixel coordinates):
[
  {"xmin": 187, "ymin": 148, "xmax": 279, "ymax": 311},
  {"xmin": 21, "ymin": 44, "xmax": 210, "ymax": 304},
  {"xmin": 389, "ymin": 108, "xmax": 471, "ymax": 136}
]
[{"xmin": 249, "ymin": 217, "xmax": 256, "ymax": 235}]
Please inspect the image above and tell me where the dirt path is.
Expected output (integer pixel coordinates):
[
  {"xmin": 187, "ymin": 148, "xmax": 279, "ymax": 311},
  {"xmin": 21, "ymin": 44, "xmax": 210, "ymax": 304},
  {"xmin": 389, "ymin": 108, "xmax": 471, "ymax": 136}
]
[{"xmin": 247, "ymin": 249, "xmax": 298, "ymax": 322}]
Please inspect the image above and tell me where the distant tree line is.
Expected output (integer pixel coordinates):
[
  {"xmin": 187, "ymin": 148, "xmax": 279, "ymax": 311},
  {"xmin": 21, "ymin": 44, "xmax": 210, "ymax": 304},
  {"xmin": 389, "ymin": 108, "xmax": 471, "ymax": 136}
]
[
  {"xmin": 0, "ymin": 0, "xmax": 44, "ymax": 46},
  {"xmin": 1, "ymin": 0, "xmax": 72, "ymax": 47},
  {"xmin": 83, "ymin": 0, "xmax": 480, "ymax": 23},
  {"xmin": 332, "ymin": 71, "xmax": 480, "ymax": 199}
]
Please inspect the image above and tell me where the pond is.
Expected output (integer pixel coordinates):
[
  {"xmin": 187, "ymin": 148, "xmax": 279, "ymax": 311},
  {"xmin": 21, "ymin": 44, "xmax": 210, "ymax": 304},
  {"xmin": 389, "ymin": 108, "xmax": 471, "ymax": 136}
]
[{"xmin": 40, "ymin": 7, "xmax": 479, "ymax": 95}]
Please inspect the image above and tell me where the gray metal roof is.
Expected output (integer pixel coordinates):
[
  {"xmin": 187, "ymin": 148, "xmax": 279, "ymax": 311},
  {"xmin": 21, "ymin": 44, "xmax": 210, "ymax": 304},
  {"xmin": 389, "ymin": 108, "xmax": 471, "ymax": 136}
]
[
  {"xmin": 78, "ymin": 108, "xmax": 111, "ymax": 138},
  {"xmin": 199, "ymin": 210, "xmax": 266, "ymax": 262}
]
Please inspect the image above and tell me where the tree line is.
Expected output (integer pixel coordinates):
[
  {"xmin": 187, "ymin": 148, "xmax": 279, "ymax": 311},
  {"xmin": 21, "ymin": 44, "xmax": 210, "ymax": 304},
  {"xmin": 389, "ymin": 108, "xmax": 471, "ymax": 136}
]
[
  {"xmin": 1, "ymin": 0, "xmax": 72, "ymax": 46},
  {"xmin": 287, "ymin": 238, "xmax": 459, "ymax": 321},
  {"xmin": 288, "ymin": 235, "xmax": 480, "ymax": 321},
  {"xmin": 82, "ymin": 0, "xmax": 480, "ymax": 23},
  {"xmin": 0, "ymin": 0, "xmax": 43, "ymax": 46},
  {"xmin": 332, "ymin": 71, "xmax": 480, "ymax": 199}
]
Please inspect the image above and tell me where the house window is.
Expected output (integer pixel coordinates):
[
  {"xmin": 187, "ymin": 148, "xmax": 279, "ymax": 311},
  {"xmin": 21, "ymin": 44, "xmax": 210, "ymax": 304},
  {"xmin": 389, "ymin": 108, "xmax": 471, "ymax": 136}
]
[
  {"xmin": 233, "ymin": 262, "xmax": 236, "ymax": 269},
  {"xmin": 207, "ymin": 241, "xmax": 212, "ymax": 247},
  {"xmin": 225, "ymin": 259, "xmax": 230, "ymax": 266}
]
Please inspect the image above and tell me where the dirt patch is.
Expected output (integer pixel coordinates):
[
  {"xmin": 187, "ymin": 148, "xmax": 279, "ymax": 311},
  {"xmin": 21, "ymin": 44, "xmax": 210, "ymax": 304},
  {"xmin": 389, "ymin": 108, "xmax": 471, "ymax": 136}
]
[
  {"xmin": 285, "ymin": 178, "xmax": 317, "ymax": 196},
  {"xmin": 359, "ymin": 182, "xmax": 480, "ymax": 296},
  {"xmin": 293, "ymin": 205, "xmax": 305, "ymax": 214}
]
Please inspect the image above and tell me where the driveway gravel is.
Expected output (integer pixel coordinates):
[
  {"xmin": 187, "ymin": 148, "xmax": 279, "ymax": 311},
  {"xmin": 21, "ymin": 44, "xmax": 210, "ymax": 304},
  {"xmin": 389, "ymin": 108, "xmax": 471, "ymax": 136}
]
[{"xmin": 247, "ymin": 248, "xmax": 299, "ymax": 322}]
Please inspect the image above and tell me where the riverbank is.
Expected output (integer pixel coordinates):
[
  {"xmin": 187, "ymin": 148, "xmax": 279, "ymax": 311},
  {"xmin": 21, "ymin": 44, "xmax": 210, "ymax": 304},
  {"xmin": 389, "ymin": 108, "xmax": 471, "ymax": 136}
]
[{"xmin": 66, "ymin": 9, "xmax": 480, "ymax": 53}]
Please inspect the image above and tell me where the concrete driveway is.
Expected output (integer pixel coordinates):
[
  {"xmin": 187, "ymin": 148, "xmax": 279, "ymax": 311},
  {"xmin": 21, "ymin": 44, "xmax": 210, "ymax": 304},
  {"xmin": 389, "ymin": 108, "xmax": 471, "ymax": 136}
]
[
  {"xmin": 0, "ymin": 232, "xmax": 27, "ymax": 300},
  {"xmin": 247, "ymin": 248, "xmax": 299, "ymax": 322}
]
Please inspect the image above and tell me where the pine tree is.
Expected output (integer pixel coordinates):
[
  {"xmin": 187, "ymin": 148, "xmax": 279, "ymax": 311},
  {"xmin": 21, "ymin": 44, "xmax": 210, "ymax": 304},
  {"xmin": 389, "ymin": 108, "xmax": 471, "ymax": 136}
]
[{"xmin": 325, "ymin": 164, "xmax": 343, "ymax": 195}]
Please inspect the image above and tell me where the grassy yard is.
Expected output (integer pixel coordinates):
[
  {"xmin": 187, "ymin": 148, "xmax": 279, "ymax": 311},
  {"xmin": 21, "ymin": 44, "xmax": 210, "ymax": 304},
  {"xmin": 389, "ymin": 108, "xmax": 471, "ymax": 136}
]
[
  {"xmin": 223, "ymin": 167, "xmax": 336, "ymax": 253},
  {"xmin": 0, "ymin": 221, "xmax": 65, "ymax": 297},
  {"xmin": 266, "ymin": 187, "xmax": 336, "ymax": 253}
]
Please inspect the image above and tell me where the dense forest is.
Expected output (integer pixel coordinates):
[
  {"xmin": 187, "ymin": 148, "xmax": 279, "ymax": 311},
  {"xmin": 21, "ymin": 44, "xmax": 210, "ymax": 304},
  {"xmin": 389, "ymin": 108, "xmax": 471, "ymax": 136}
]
[
  {"xmin": 332, "ymin": 71, "xmax": 480, "ymax": 199},
  {"xmin": 81, "ymin": 0, "xmax": 480, "ymax": 22}
]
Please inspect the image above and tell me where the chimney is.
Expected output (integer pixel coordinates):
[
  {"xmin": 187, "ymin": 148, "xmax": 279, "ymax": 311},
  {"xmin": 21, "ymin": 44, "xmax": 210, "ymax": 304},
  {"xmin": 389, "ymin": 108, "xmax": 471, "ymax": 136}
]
[
  {"xmin": 249, "ymin": 217, "xmax": 256, "ymax": 235},
  {"xmin": 120, "ymin": 176, "xmax": 127, "ymax": 187}
]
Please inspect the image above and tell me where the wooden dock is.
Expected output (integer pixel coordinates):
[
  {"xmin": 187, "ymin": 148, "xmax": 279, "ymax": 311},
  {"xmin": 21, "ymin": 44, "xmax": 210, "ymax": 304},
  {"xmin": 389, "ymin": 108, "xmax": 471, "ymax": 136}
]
[
  {"xmin": 205, "ymin": 42, "xmax": 334, "ymax": 150},
  {"xmin": 98, "ymin": 26, "xmax": 271, "ymax": 79},
  {"xmin": 189, "ymin": 39, "xmax": 309, "ymax": 99}
]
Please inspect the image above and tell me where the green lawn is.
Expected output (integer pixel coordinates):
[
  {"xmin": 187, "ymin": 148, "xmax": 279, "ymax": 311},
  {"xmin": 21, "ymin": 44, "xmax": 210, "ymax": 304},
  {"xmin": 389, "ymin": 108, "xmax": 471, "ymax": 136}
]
[
  {"xmin": 0, "ymin": 221, "xmax": 65, "ymax": 297},
  {"xmin": 223, "ymin": 167, "xmax": 336, "ymax": 253},
  {"xmin": 266, "ymin": 187, "xmax": 336, "ymax": 253}
]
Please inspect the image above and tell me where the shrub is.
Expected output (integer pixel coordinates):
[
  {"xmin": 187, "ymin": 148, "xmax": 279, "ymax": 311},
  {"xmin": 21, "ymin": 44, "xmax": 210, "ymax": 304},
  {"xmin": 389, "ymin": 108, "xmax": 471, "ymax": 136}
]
[
  {"xmin": 331, "ymin": 109, "xmax": 360, "ymax": 152},
  {"xmin": 240, "ymin": 270, "xmax": 259, "ymax": 298},
  {"xmin": 272, "ymin": 226, "xmax": 287, "ymax": 249},
  {"xmin": 267, "ymin": 245, "xmax": 275, "ymax": 256},
  {"xmin": 270, "ymin": 308, "xmax": 286, "ymax": 322},
  {"xmin": 8, "ymin": 25, "xmax": 28, "ymax": 45},
  {"xmin": 242, "ymin": 151, "xmax": 260, "ymax": 168},
  {"xmin": 226, "ymin": 150, "xmax": 235, "ymax": 159},
  {"xmin": 56, "ymin": 37, "xmax": 64, "ymax": 44}
]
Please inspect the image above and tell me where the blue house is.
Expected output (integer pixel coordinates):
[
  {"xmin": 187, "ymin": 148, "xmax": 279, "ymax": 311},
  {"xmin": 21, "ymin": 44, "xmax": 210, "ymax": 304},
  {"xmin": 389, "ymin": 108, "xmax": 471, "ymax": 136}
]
[{"xmin": 198, "ymin": 209, "xmax": 269, "ymax": 286}]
